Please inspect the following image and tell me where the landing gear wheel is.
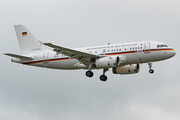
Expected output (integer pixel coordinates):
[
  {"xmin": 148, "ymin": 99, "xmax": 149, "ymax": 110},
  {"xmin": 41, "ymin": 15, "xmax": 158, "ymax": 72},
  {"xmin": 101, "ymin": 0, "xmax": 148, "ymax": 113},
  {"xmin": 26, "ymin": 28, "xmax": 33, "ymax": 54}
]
[
  {"xmin": 148, "ymin": 62, "xmax": 154, "ymax": 74},
  {"xmin": 86, "ymin": 71, "xmax": 93, "ymax": 77},
  {"xmin": 149, "ymin": 69, "xmax": 154, "ymax": 74},
  {"xmin": 100, "ymin": 75, "xmax": 107, "ymax": 81}
]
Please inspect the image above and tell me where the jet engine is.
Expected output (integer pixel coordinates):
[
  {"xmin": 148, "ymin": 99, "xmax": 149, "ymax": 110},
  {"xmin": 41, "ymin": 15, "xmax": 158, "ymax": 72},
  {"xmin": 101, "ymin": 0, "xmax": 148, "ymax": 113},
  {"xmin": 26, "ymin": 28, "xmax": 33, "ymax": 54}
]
[
  {"xmin": 112, "ymin": 64, "xmax": 140, "ymax": 74},
  {"xmin": 95, "ymin": 56, "xmax": 120, "ymax": 68}
]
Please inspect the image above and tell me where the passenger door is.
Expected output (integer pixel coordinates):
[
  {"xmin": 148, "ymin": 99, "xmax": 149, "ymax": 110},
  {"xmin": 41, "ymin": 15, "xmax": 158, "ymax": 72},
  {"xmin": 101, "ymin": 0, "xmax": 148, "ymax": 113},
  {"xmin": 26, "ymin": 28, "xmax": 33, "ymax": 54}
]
[
  {"xmin": 144, "ymin": 42, "xmax": 150, "ymax": 53},
  {"xmin": 102, "ymin": 49, "xmax": 106, "ymax": 55}
]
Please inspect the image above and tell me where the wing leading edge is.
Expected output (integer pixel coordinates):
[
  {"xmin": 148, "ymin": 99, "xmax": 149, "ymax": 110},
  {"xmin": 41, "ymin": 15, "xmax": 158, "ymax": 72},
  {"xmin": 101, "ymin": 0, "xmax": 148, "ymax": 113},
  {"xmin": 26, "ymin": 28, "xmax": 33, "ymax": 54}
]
[{"xmin": 44, "ymin": 43, "xmax": 101, "ymax": 66}]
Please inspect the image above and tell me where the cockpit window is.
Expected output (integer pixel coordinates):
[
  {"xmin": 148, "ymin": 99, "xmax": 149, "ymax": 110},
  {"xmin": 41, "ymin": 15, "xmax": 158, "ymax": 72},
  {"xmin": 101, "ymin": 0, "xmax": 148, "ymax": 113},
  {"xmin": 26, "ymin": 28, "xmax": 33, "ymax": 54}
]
[{"xmin": 157, "ymin": 44, "xmax": 168, "ymax": 48}]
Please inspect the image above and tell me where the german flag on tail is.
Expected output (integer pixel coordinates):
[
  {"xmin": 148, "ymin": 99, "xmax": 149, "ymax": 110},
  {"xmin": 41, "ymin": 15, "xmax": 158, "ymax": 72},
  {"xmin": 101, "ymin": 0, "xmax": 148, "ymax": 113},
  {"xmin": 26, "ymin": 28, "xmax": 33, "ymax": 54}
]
[{"xmin": 22, "ymin": 32, "xmax": 27, "ymax": 36}]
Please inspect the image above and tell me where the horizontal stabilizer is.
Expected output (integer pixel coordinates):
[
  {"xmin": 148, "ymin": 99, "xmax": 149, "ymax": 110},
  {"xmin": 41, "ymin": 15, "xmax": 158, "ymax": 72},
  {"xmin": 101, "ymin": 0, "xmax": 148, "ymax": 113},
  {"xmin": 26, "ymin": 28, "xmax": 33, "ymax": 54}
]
[{"xmin": 4, "ymin": 53, "xmax": 33, "ymax": 60}]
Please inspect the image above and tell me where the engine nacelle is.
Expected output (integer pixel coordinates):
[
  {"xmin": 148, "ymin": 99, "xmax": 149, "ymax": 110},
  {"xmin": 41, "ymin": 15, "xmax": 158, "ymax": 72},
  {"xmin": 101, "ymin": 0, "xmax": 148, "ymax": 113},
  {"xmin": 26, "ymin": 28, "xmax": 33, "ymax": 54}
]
[
  {"xmin": 112, "ymin": 64, "xmax": 140, "ymax": 74},
  {"xmin": 95, "ymin": 56, "xmax": 120, "ymax": 68}
]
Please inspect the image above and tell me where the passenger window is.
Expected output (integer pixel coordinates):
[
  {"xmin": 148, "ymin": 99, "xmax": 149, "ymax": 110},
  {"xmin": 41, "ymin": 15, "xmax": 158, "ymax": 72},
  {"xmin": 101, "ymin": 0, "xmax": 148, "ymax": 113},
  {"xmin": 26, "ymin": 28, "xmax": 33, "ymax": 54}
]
[{"xmin": 54, "ymin": 55, "xmax": 58, "ymax": 57}]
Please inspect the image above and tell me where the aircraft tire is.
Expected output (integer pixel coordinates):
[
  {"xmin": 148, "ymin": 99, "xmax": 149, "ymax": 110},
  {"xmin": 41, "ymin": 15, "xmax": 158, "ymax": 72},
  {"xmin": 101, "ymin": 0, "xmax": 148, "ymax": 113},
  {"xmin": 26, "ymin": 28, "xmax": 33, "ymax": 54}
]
[
  {"xmin": 100, "ymin": 75, "xmax": 107, "ymax": 81},
  {"xmin": 86, "ymin": 71, "xmax": 93, "ymax": 77},
  {"xmin": 149, "ymin": 69, "xmax": 154, "ymax": 74}
]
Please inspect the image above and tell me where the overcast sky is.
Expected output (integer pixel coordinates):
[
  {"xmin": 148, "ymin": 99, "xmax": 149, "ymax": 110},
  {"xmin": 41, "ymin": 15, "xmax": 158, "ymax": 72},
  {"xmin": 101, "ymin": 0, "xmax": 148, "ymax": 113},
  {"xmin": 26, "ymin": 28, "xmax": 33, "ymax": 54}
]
[{"xmin": 0, "ymin": 0, "xmax": 180, "ymax": 120}]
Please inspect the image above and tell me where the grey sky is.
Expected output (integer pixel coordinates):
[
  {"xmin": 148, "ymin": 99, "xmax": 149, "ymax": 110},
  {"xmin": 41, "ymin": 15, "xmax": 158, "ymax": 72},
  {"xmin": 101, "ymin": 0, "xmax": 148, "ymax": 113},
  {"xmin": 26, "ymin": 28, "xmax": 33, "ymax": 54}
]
[{"xmin": 0, "ymin": 0, "xmax": 180, "ymax": 120}]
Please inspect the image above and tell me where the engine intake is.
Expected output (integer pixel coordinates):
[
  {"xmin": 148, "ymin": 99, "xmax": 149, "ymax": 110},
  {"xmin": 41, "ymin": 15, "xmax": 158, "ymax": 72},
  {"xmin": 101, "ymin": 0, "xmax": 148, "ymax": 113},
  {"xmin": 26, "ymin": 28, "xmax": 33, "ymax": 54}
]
[{"xmin": 112, "ymin": 64, "xmax": 140, "ymax": 74}]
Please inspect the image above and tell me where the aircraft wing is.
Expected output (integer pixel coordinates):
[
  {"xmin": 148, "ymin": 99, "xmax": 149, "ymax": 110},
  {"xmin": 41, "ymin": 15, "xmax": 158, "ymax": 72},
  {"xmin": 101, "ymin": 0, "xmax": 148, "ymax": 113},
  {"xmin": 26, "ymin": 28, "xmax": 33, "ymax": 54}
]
[
  {"xmin": 4, "ymin": 53, "xmax": 33, "ymax": 60},
  {"xmin": 44, "ymin": 43, "xmax": 100, "ymax": 66}
]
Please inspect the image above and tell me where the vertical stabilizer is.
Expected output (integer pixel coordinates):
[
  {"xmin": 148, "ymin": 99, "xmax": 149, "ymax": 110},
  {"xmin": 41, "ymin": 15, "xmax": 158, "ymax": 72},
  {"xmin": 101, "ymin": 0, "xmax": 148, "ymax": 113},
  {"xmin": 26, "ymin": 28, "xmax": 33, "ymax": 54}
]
[{"xmin": 14, "ymin": 25, "xmax": 46, "ymax": 55}]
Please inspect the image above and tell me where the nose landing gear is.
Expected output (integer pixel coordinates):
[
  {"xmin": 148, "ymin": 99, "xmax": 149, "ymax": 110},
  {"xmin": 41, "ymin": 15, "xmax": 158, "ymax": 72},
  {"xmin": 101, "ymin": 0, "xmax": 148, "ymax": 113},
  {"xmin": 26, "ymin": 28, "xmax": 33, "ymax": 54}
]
[
  {"xmin": 148, "ymin": 62, "xmax": 154, "ymax": 74},
  {"xmin": 149, "ymin": 69, "xmax": 154, "ymax": 74}
]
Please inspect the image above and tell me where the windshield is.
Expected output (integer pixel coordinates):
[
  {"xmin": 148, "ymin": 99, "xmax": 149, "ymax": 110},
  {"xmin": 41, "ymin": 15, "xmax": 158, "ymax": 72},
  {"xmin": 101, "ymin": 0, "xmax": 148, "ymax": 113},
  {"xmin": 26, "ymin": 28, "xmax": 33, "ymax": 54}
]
[{"xmin": 157, "ymin": 44, "xmax": 168, "ymax": 48}]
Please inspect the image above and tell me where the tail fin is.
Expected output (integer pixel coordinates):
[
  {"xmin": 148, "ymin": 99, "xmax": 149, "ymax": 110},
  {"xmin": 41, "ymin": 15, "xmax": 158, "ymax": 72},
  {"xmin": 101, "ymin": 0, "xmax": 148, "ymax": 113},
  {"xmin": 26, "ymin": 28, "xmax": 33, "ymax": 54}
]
[{"xmin": 14, "ymin": 25, "xmax": 46, "ymax": 55}]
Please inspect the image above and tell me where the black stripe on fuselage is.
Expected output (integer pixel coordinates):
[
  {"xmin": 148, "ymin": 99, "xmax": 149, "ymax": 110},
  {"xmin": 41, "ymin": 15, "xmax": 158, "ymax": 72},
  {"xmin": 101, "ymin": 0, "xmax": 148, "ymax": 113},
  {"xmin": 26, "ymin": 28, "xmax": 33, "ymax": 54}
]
[{"xmin": 23, "ymin": 48, "xmax": 174, "ymax": 65}]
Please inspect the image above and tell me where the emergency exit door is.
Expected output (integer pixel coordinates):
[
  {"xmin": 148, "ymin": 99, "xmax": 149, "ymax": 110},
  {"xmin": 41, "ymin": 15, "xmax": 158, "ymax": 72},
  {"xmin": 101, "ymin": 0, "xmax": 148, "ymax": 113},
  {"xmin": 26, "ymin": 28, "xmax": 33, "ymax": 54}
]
[{"xmin": 43, "ymin": 52, "xmax": 49, "ymax": 64}]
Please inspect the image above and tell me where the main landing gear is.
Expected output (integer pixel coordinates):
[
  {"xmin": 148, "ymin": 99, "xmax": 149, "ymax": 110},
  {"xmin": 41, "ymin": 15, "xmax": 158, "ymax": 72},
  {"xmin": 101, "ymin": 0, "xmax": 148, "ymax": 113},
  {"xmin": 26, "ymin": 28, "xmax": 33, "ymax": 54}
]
[
  {"xmin": 85, "ymin": 69, "xmax": 108, "ymax": 82},
  {"xmin": 85, "ymin": 64, "xmax": 109, "ymax": 82},
  {"xmin": 100, "ymin": 68, "xmax": 108, "ymax": 82},
  {"xmin": 148, "ymin": 62, "xmax": 154, "ymax": 74},
  {"xmin": 86, "ymin": 64, "xmax": 94, "ymax": 77},
  {"xmin": 86, "ymin": 70, "xmax": 93, "ymax": 77}
]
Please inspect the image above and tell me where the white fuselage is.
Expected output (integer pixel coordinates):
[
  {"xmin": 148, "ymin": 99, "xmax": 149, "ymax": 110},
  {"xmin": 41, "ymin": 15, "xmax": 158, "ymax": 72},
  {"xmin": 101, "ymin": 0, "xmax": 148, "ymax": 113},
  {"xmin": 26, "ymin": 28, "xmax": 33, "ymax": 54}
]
[{"xmin": 12, "ymin": 41, "xmax": 175, "ymax": 70}]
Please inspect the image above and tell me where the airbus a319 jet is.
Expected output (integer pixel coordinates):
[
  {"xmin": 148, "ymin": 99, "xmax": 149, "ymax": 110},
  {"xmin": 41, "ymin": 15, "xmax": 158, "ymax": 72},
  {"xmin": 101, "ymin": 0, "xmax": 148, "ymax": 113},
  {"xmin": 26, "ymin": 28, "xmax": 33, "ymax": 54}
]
[{"xmin": 4, "ymin": 25, "xmax": 176, "ymax": 81}]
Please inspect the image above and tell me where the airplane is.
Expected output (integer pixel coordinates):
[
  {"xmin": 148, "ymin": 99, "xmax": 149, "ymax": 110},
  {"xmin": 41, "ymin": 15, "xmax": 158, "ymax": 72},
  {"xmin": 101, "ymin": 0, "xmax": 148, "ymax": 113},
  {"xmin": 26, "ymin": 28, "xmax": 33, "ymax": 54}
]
[{"xmin": 4, "ymin": 25, "xmax": 176, "ymax": 81}]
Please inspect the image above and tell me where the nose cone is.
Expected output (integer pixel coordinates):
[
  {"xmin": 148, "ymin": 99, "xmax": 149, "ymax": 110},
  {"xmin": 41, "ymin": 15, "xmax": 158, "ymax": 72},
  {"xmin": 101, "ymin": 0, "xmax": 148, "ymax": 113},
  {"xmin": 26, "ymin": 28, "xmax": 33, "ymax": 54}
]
[
  {"xmin": 172, "ymin": 50, "xmax": 176, "ymax": 57},
  {"xmin": 169, "ymin": 49, "xmax": 176, "ymax": 58}
]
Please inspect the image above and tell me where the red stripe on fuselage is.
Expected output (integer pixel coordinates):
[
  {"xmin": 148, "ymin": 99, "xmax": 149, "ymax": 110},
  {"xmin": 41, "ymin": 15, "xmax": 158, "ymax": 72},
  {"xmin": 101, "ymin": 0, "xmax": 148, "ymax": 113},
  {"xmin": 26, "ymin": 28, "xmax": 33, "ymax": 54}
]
[{"xmin": 23, "ymin": 48, "xmax": 174, "ymax": 65}]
